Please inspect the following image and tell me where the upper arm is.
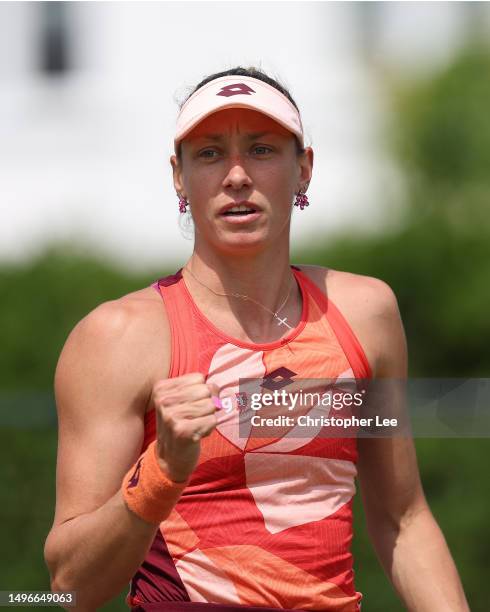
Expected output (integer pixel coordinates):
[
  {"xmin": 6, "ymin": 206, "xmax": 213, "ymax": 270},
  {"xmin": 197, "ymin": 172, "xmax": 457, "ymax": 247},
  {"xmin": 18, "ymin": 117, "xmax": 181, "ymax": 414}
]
[
  {"xmin": 51, "ymin": 298, "xmax": 169, "ymax": 526},
  {"xmin": 356, "ymin": 279, "xmax": 428, "ymax": 532}
]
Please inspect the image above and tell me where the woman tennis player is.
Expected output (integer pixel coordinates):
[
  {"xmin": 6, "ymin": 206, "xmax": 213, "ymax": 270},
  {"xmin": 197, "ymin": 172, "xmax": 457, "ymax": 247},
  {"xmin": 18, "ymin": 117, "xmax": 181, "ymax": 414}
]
[{"xmin": 44, "ymin": 67, "xmax": 469, "ymax": 611}]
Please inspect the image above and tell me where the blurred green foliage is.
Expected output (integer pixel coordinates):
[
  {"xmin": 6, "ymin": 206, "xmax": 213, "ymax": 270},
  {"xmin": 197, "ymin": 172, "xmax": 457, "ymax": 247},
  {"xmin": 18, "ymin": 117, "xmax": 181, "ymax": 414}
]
[
  {"xmin": 393, "ymin": 46, "xmax": 490, "ymax": 190},
  {"xmin": 0, "ymin": 248, "xmax": 152, "ymax": 391},
  {"xmin": 1, "ymin": 46, "xmax": 489, "ymax": 610}
]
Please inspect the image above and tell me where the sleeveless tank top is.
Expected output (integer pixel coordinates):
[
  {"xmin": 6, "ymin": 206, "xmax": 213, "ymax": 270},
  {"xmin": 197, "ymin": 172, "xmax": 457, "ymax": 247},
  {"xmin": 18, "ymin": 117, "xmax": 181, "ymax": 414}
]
[{"xmin": 127, "ymin": 266, "xmax": 372, "ymax": 612}]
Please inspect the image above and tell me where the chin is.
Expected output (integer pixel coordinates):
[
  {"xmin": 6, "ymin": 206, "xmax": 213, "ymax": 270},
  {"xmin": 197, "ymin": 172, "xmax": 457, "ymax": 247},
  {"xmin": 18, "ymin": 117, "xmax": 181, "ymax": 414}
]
[{"xmin": 216, "ymin": 231, "xmax": 270, "ymax": 255}]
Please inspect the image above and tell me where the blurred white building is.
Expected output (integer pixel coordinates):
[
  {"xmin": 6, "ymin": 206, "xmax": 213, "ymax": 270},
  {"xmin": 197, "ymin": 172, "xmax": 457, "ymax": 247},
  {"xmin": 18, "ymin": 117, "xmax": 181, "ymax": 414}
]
[{"xmin": 1, "ymin": 1, "xmax": 486, "ymax": 270}]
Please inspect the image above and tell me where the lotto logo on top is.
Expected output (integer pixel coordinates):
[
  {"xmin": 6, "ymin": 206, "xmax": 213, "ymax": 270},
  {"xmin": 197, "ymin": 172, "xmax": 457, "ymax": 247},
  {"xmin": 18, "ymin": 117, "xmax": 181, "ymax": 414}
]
[
  {"xmin": 217, "ymin": 83, "xmax": 256, "ymax": 97},
  {"xmin": 261, "ymin": 367, "xmax": 297, "ymax": 392}
]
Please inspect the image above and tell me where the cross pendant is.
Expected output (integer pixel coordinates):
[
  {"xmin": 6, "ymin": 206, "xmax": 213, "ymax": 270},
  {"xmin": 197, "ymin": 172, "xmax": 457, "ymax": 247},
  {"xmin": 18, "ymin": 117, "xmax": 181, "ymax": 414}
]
[{"xmin": 275, "ymin": 316, "xmax": 293, "ymax": 330}]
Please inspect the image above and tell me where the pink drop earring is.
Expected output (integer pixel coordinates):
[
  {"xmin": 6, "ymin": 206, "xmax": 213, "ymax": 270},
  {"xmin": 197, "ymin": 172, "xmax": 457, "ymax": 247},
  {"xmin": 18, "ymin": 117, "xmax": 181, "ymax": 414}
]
[
  {"xmin": 178, "ymin": 194, "xmax": 189, "ymax": 213},
  {"xmin": 294, "ymin": 188, "xmax": 309, "ymax": 210}
]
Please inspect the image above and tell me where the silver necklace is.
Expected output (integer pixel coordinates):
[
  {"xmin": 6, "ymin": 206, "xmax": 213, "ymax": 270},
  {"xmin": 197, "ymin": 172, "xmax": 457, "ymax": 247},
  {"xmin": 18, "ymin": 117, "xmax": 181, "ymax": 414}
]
[{"xmin": 183, "ymin": 265, "xmax": 295, "ymax": 330}]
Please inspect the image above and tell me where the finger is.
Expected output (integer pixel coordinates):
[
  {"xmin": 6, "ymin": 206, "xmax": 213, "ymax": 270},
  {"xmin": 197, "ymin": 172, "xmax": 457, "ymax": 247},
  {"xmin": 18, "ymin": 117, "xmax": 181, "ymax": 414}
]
[
  {"xmin": 154, "ymin": 372, "xmax": 205, "ymax": 393},
  {"xmin": 156, "ymin": 382, "xmax": 212, "ymax": 407},
  {"xmin": 206, "ymin": 382, "xmax": 220, "ymax": 397},
  {"xmin": 189, "ymin": 414, "xmax": 219, "ymax": 442},
  {"xmin": 161, "ymin": 397, "xmax": 216, "ymax": 420},
  {"xmin": 174, "ymin": 372, "xmax": 206, "ymax": 385},
  {"xmin": 165, "ymin": 413, "xmax": 217, "ymax": 443}
]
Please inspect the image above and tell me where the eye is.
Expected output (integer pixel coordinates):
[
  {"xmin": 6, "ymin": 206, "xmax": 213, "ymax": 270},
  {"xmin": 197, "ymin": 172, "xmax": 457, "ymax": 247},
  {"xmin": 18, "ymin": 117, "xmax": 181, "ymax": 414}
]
[
  {"xmin": 198, "ymin": 149, "xmax": 219, "ymax": 159},
  {"xmin": 252, "ymin": 145, "xmax": 273, "ymax": 155}
]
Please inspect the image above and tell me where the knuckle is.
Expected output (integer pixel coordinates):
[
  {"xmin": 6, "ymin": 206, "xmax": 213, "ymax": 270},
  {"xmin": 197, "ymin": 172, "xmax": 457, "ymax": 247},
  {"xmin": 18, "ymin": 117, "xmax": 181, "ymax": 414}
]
[
  {"xmin": 190, "ymin": 372, "xmax": 205, "ymax": 384},
  {"xmin": 172, "ymin": 421, "xmax": 191, "ymax": 440},
  {"xmin": 207, "ymin": 384, "xmax": 220, "ymax": 398},
  {"xmin": 161, "ymin": 393, "xmax": 179, "ymax": 407},
  {"xmin": 201, "ymin": 384, "xmax": 212, "ymax": 397},
  {"xmin": 153, "ymin": 378, "xmax": 172, "ymax": 393},
  {"xmin": 160, "ymin": 411, "xmax": 176, "ymax": 428},
  {"xmin": 179, "ymin": 372, "xmax": 203, "ymax": 384},
  {"xmin": 195, "ymin": 398, "xmax": 213, "ymax": 414},
  {"xmin": 156, "ymin": 394, "xmax": 172, "ymax": 409}
]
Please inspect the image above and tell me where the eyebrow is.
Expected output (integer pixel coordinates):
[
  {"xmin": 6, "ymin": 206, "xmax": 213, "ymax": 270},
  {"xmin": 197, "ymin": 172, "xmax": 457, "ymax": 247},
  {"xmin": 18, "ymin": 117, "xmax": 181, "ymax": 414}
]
[{"xmin": 194, "ymin": 131, "xmax": 280, "ymax": 141}]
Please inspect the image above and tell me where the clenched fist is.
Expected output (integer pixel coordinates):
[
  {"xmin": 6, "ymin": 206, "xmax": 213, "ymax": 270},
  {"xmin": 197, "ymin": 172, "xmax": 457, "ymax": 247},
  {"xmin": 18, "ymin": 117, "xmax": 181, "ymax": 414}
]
[{"xmin": 152, "ymin": 373, "xmax": 219, "ymax": 483}]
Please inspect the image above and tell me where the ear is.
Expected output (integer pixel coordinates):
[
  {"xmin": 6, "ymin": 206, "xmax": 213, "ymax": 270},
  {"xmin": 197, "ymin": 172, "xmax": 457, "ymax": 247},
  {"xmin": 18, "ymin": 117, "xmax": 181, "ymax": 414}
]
[
  {"xmin": 170, "ymin": 154, "xmax": 185, "ymax": 197},
  {"xmin": 297, "ymin": 147, "xmax": 314, "ymax": 191}
]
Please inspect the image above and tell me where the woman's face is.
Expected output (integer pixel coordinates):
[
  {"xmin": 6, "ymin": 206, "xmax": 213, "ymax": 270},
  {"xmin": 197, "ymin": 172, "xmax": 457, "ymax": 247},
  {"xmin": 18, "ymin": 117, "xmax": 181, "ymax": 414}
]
[{"xmin": 171, "ymin": 107, "xmax": 313, "ymax": 255}]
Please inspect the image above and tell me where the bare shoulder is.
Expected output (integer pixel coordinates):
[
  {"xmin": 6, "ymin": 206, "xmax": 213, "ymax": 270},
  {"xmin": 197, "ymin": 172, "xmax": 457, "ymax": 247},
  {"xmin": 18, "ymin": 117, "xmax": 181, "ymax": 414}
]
[
  {"xmin": 57, "ymin": 285, "xmax": 171, "ymax": 417},
  {"xmin": 67, "ymin": 286, "xmax": 169, "ymax": 363},
  {"xmin": 294, "ymin": 264, "xmax": 404, "ymax": 378},
  {"xmin": 296, "ymin": 264, "xmax": 399, "ymax": 314}
]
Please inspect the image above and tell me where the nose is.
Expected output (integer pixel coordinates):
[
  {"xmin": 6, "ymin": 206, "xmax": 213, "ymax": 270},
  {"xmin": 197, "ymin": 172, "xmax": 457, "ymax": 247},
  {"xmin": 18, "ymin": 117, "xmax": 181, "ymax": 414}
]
[{"xmin": 222, "ymin": 154, "xmax": 253, "ymax": 191}]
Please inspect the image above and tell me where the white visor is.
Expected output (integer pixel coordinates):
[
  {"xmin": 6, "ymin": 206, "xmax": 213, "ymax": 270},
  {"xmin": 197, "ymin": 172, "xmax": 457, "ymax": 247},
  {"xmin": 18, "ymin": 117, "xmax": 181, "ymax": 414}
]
[{"xmin": 174, "ymin": 75, "xmax": 304, "ymax": 151}]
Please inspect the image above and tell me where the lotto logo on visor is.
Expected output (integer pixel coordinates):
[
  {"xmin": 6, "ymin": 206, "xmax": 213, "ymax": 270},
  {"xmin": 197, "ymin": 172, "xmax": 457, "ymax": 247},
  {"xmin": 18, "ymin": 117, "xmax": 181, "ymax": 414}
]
[{"xmin": 217, "ymin": 83, "xmax": 256, "ymax": 97}]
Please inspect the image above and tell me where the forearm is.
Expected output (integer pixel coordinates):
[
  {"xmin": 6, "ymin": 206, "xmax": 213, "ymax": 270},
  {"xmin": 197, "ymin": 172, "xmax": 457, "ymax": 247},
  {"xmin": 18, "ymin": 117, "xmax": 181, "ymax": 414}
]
[
  {"xmin": 45, "ymin": 489, "xmax": 158, "ymax": 610},
  {"xmin": 370, "ymin": 507, "xmax": 469, "ymax": 611}
]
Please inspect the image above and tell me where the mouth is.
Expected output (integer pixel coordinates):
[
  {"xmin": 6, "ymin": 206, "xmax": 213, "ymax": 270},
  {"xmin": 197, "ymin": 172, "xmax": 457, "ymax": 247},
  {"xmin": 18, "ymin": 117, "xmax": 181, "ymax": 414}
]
[
  {"xmin": 219, "ymin": 202, "xmax": 261, "ymax": 217},
  {"xmin": 223, "ymin": 210, "xmax": 256, "ymax": 217}
]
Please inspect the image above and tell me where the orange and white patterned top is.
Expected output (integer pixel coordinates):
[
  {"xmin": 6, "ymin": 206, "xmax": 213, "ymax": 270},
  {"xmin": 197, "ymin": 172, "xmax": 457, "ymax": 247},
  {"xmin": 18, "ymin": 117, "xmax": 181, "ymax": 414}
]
[{"xmin": 127, "ymin": 266, "xmax": 372, "ymax": 612}]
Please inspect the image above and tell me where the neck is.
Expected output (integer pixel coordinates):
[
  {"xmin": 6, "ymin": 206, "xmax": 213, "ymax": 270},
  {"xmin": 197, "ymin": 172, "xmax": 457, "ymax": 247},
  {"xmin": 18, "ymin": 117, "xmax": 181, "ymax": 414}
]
[
  {"xmin": 187, "ymin": 246, "xmax": 293, "ymax": 308},
  {"xmin": 182, "ymin": 242, "xmax": 300, "ymax": 338}
]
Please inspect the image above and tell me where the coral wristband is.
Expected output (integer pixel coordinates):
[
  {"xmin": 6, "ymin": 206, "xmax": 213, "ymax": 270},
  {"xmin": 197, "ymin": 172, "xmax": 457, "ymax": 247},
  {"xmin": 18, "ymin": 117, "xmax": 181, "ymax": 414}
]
[{"xmin": 122, "ymin": 441, "xmax": 188, "ymax": 525}]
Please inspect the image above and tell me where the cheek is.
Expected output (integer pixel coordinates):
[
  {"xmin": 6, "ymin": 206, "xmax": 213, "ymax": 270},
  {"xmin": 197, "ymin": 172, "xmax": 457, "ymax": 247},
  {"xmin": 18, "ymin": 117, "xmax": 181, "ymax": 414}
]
[
  {"xmin": 260, "ymin": 165, "xmax": 296, "ymax": 197},
  {"xmin": 184, "ymin": 167, "xmax": 218, "ymax": 200}
]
